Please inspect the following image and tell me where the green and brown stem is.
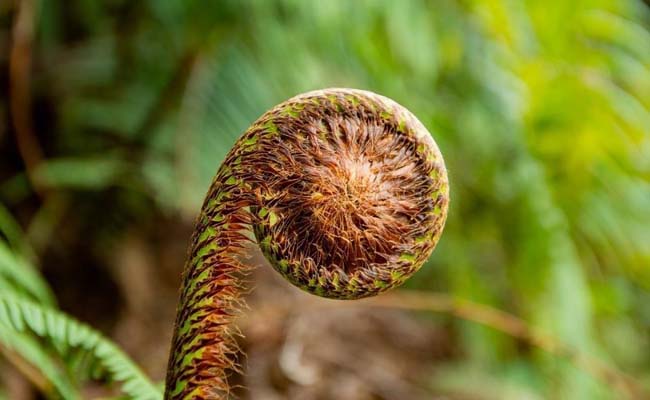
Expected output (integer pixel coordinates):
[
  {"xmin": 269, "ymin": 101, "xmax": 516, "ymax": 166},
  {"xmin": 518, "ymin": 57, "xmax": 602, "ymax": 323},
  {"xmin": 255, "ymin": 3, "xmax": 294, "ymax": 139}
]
[{"xmin": 164, "ymin": 88, "xmax": 449, "ymax": 399}]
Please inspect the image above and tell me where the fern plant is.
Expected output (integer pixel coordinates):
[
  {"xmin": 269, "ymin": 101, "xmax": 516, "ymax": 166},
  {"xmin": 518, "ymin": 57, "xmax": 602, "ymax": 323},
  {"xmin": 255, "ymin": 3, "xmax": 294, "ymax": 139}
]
[
  {"xmin": 0, "ymin": 208, "xmax": 162, "ymax": 399},
  {"xmin": 0, "ymin": 295, "xmax": 161, "ymax": 400},
  {"xmin": 164, "ymin": 88, "xmax": 449, "ymax": 398},
  {"xmin": 2, "ymin": 1, "xmax": 650, "ymax": 399}
]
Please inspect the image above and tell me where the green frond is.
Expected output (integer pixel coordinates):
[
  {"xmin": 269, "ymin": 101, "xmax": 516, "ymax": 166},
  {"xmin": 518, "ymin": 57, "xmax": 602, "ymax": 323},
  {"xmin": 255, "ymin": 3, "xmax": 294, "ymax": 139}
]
[{"xmin": 0, "ymin": 295, "xmax": 162, "ymax": 400}]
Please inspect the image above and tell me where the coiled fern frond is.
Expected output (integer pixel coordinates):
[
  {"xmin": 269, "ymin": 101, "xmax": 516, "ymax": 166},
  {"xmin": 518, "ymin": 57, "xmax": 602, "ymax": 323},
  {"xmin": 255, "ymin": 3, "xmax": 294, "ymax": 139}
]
[{"xmin": 165, "ymin": 88, "xmax": 449, "ymax": 399}]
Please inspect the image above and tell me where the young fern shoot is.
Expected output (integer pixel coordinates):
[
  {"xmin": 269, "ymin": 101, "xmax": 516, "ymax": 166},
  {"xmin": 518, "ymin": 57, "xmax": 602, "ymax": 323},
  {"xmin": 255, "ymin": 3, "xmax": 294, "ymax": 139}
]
[{"xmin": 165, "ymin": 88, "xmax": 449, "ymax": 399}]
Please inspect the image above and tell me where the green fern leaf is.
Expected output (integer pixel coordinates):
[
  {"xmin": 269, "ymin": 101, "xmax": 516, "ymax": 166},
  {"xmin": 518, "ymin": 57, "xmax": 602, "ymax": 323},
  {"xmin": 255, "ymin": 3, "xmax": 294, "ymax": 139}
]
[{"xmin": 0, "ymin": 295, "xmax": 162, "ymax": 400}]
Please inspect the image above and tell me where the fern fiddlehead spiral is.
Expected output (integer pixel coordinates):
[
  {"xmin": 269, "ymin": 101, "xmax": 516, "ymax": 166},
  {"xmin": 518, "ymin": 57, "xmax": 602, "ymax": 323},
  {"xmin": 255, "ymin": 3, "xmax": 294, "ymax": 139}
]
[{"xmin": 165, "ymin": 88, "xmax": 449, "ymax": 399}]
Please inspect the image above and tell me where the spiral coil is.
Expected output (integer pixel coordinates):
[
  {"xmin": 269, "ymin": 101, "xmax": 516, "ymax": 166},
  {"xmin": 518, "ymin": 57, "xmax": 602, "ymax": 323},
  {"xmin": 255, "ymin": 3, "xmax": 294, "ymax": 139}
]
[{"xmin": 165, "ymin": 89, "xmax": 449, "ymax": 399}]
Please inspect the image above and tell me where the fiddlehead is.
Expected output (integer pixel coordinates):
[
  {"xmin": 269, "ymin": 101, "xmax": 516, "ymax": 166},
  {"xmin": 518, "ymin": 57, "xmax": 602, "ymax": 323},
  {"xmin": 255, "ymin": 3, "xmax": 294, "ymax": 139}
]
[{"xmin": 164, "ymin": 88, "xmax": 449, "ymax": 399}]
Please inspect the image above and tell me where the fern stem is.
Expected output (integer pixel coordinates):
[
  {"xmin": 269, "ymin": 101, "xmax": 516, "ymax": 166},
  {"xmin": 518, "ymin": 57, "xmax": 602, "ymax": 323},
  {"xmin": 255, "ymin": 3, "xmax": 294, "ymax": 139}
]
[{"xmin": 164, "ymin": 88, "xmax": 449, "ymax": 399}]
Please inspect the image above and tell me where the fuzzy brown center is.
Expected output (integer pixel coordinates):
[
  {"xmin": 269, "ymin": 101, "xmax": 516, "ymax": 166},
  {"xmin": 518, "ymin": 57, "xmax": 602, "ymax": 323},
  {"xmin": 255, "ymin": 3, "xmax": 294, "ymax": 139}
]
[
  {"xmin": 252, "ymin": 114, "xmax": 432, "ymax": 275},
  {"xmin": 309, "ymin": 157, "xmax": 375, "ymax": 231}
]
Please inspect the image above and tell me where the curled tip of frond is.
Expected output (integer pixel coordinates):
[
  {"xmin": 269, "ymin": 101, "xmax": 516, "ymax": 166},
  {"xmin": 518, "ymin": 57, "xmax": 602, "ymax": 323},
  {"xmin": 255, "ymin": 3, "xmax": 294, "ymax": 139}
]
[
  {"xmin": 165, "ymin": 88, "xmax": 449, "ymax": 399},
  {"xmin": 250, "ymin": 89, "xmax": 449, "ymax": 299}
]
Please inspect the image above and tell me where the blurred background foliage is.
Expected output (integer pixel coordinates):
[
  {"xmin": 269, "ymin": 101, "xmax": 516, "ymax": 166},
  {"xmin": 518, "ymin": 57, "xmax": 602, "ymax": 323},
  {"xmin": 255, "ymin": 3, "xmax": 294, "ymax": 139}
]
[{"xmin": 1, "ymin": 0, "xmax": 650, "ymax": 399}]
